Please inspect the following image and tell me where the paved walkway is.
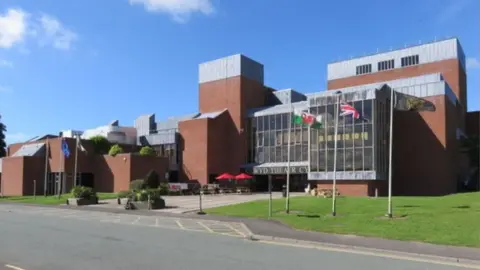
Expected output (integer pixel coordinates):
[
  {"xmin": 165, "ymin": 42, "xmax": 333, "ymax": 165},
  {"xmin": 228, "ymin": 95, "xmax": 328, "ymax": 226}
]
[{"xmin": 89, "ymin": 192, "xmax": 304, "ymax": 214}]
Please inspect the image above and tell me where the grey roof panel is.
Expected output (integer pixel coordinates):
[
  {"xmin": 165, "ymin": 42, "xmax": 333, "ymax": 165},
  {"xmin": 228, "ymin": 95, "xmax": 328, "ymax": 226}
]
[
  {"xmin": 12, "ymin": 143, "xmax": 45, "ymax": 157},
  {"xmin": 194, "ymin": 109, "xmax": 227, "ymax": 119},
  {"xmin": 155, "ymin": 113, "xmax": 200, "ymax": 131}
]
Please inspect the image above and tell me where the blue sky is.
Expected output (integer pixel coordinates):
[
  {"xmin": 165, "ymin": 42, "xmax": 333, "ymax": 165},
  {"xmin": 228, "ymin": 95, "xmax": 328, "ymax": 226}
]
[{"xmin": 0, "ymin": 0, "xmax": 478, "ymax": 144}]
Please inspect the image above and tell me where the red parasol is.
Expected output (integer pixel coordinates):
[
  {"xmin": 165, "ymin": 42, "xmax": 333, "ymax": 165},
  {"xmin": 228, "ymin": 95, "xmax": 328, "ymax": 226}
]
[
  {"xmin": 216, "ymin": 173, "xmax": 235, "ymax": 180},
  {"xmin": 235, "ymin": 173, "xmax": 253, "ymax": 180}
]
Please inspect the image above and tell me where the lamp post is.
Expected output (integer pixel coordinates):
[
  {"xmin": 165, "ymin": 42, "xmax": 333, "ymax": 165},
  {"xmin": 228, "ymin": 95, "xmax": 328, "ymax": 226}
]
[{"xmin": 165, "ymin": 172, "xmax": 170, "ymax": 183}]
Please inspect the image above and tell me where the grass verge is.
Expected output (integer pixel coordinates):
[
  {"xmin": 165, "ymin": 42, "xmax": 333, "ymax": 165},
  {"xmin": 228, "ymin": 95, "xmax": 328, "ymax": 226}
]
[
  {"xmin": 206, "ymin": 192, "xmax": 480, "ymax": 247},
  {"xmin": 0, "ymin": 193, "xmax": 118, "ymax": 205}
]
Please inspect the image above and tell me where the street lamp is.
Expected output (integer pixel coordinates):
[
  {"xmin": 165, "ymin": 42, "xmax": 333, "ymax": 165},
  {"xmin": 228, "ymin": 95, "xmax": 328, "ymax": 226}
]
[{"xmin": 165, "ymin": 172, "xmax": 170, "ymax": 182}]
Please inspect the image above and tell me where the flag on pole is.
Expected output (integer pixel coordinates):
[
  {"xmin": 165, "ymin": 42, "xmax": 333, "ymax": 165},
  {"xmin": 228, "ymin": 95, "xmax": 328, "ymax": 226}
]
[
  {"xmin": 293, "ymin": 110, "xmax": 323, "ymax": 128},
  {"xmin": 76, "ymin": 136, "xmax": 87, "ymax": 153},
  {"xmin": 340, "ymin": 102, "xmax": 361, "ymax": 119},
  {"xmin": 61, "ymin": 138, "xmax": 70, "ymax": 158},
  {"xmin": 393, "ymin": 92, "xmax": 436, "ymax": 112}
]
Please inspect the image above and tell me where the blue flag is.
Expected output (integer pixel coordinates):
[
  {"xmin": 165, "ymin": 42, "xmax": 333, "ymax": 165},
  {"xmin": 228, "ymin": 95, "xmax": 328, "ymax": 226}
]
[{"xmin": 61, "ymin": 138, "xmax": 70, "ymax": 158}]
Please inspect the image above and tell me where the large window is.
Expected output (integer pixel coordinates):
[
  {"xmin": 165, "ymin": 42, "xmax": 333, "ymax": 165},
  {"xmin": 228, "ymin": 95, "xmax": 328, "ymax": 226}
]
[
  {"xmin": 309, "ymin": 99, "xmax": 375, "ymax": 172},
  {"xmin": 249, "ymin": 113, "xmax": 309, "ymax": 163}
]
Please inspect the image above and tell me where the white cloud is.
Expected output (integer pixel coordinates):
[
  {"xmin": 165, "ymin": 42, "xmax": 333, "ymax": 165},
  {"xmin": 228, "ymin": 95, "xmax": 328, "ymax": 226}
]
[
  {"xmin": 129, "ymin": 0, "xmax": 215, "ymax": 23},
  {"xmin": 0, "ymin": 8, "xmax": 78, "ymax": 51},
  {"xmin": 0, "ymin": 59, "xmax": 13, "ymax": 67},
  {"xmin": 0, "ymin": 8, "xmax": 28, "ymax": 48},
  {"xmin": 38, "ymin": 14, "xmax": 78, "ymax": 50},
  {"xmin": 5, "ymin": 132, "xmax": 29, "ymax": 143},
  {"xmin": 466, "ymin": 57, "xmax": 480, "ymax": 69}
]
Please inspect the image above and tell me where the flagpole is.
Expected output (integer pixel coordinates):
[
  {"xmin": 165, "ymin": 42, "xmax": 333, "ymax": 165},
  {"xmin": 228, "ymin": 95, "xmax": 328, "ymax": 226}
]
[
  {"xmin": 285, "ymin": 103, "xmax": 292, "ymax": 214},
  {"xmin": 332, "ymin": 91, "xmax": 341, "ymax": 216},
  {"xmin": 308, "ymin": 107, "xmax": 311, "ymax": 176},
  {"xmin": 74, "ymin": 136, "xmax": 79, "ymax": 188},
  {"xmin": 57, "ymin": 138, "xmax": 62, "ymax": 198},
  {"xmin": 387, "ymin": 88, "xmax": 395, "ymax": 218},
  {"xmin": 44, "ymin": 138, "xmax": 49, "ymax": 196}
]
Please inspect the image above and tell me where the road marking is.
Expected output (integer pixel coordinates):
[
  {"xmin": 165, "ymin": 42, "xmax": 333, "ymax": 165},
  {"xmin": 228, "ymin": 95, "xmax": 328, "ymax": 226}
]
[
  {"xmin": 131, "ymin": 217, "xmax": 141, "ymax": 224},
  {"xmin": 155, "ymin": 218, "xmax": 159, "ymax": 227},
  {"xmin": 225, "ymin": 223, "xmax": 246, "ymax": 237},
  {"xmin": 5, "ymin": 264, "xmax": 25, "ymax": 270},
  {"xmin": 257, "ymin": 240, "xmax": 480, "ymax": 269},
  {"xmin": 197, "ymin": 221, "xmax": 214, "ymax": 233},
  {"xmin": 175, "ymin": 220, "xmax": 185, "ymax": 229}
]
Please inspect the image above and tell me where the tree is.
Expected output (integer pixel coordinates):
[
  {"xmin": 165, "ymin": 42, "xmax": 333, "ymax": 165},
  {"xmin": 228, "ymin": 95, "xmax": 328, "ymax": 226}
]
[
  {"xmin": 108, "ymin": 144, "xmax": 124, "ymax": 157},
  {"xmin": 0, "ymin": 114, "xmax": 6, "ymax": 157},
  {"xmin": 139, "ymin": 146, "xmax": 155, "ymax": 156},
  {"xmin": 90, "ymin": 135, "xmax": 111, "ymax": 155}
]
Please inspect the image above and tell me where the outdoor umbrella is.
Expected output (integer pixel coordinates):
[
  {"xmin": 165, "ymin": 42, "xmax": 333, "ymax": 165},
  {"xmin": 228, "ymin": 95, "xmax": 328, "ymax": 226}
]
[
  {"xmin": 216, "ymin": 173, "xmax": 235, "ymax": 180},
  {"xmin": 235, "ymin": 173, "xmax": 253, "ymax": 180}
]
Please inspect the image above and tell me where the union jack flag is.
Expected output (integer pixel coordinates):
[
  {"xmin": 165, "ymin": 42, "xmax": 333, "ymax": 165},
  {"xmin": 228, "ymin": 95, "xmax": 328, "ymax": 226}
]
[{"xmin": 340, "ymin": 102, "xmax": 360, "ymax": 119}]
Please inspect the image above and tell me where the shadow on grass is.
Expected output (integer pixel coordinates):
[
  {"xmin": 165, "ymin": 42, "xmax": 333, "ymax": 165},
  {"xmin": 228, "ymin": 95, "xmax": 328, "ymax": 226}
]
[
  {"xmin": 454, "ymin": 205, "xmax": 471, "ymax": 209},
  {"xmin": 397, "ymin": 205, "xmax": 420, "ymax": 208},
  {"xmin": 297, "ymin": 214, "xmax": 321, "ymax": 218}
]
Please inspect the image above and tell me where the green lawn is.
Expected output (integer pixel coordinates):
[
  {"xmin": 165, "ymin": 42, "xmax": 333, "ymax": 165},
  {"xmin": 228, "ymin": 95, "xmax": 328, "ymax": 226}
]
[
  {"xmin": 0, "ymin": 193, "xmax": 118, "ymax": 205},
  {"xmin": 206, "ymin": 192, "xmax": 480, "ymax": 247}
]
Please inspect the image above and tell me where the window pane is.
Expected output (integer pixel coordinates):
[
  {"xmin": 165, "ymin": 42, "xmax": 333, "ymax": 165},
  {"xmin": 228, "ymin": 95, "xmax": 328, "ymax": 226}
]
[
  {"xmin": 354, "ymin": 148, "xmax": 363, "ymax": 170},
  {"xmin": 345, "ymin": 148, "xmax": 354, "ymax": 171},
  {"xmin": 257, "ymin": 117, "xmax": 264, "ymax": 131},
  {"xmin": 327, "ymin": 149, "xmax": 335, "ymax": 171},
  {"xmin": 275, "ymin": 114, "xmax": 282, "ymax": 130},
  {"xmin": 364, "ymin": 147, "xmax": 373, "ymax": 170},
  {"xmin": 281, "ymin": 113, "xmax": 289, "ymax": 130},
  {"xmin": 301, "ymin": 145, "xmax": 308, "ymax": 161},
  {"xmin": 318, "ymin": 151, "xmax": 326, "ymax": 171}
]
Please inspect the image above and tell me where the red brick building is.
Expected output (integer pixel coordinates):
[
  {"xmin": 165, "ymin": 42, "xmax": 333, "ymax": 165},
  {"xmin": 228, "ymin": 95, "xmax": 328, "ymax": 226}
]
[
  {"xmin": 1, "ymin": 38, "xmax": 478, "ymax": 196},
  {"xmin": 0, "ymin": 136, "xmax": 169, "ymax": 196}
]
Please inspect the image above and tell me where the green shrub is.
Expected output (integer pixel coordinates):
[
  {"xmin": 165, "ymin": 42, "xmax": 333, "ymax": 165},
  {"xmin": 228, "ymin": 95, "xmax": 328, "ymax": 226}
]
[
  {"xmin": 144, "ymin": 170, "xmax": 159, "ymax": 188},
  {"xmin": 71, "ymin": 186, "xmax": 96, "ymax": 199},
  {"xmin": 136, "ymin": 189, "xmax": 162, "ymax": 202},
  {"xmin": 139, "ymin": 146, "xmax": 155, "ymax": 156},
  {"xmin": 158, "ymin": 183, "xmax": 169, "ymax": 195},
  {"xmin": 108, "ymin": 144, "xmax": 124, "ymax": 156},
  {"xmin": 90, "ymin": 135, "xmax": 111, "ymax": 155},
  {"xmin": 129, "ymin": 179, "xmax": 145, "ymax": 191},
  {"xmin": 117, "ymin": 190, "xmax": 134, "ymax": 198}
]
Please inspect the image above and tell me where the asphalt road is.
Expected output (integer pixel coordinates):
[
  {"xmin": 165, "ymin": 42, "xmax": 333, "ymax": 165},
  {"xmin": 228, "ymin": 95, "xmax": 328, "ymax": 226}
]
[{"xmin": 0, "ymin": 209, "xmax": 475, "ymax": 270}]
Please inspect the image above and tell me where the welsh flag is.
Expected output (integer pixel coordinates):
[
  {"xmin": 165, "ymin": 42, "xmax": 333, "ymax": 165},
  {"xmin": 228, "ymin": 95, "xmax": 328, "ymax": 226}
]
[{"xmin": 293, "ymin": 110, "xmax": 323, "ymax": 128}]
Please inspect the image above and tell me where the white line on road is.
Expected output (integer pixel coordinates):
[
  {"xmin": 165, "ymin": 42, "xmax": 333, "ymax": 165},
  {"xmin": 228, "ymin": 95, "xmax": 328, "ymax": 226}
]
[
  {"xmin": 197, "ymin": 221, "xmax": 214, "ymax": 233},
  {"xmin": 5, "ymin": 264, "xmax": 25, "ymax": 270},
  {"xmin": 175, "ymin": 220, "xmax": 185, "ymax": 229},
  {"xmin": 257, "ymin": 240, "xmax": 480, "ymax": 269},
  {"xmin": 131, "ymin": 217, "xmax": 141, "ymax": 224},
  {"xmin": 225, "ymin": 223, "xmax": 246, "ymax": 237}
]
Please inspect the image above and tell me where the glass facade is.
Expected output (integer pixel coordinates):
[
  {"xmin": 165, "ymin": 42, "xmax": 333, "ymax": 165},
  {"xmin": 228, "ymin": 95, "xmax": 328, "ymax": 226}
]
[
  {"xmin": 247, "ymin": 113, "xmax": 309, "ymax": 164},
  {"xmin": 247, "ymin": 90, "xmax": 391, "ymax": 179}
]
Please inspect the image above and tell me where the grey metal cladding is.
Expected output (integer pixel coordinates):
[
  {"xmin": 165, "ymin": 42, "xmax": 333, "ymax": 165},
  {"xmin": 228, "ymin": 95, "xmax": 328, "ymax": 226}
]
[
  {"xmin": 134, "ymin": 114, "xmax": 155, "ymax": 137},
  {"xmin": 271, "ymin": 89, "xmax": 307, "ymax": 104},
  {"xmin": 240, "ymin": 55, "xmax": 264, "ymax": 84},
  {"xmin": 194, "ymin": 109, "xmax": 226, "ymax": 119},
  {"xmin": 144, "ymin": 131, "xmax": 176, "ymax": 145},
  {"xmin": 327, "ymin": 38, "xmax": 463, "ymax": 80},
  {"xmin": 248, "ymin": 101, "xmax": 309, "ymax": 117},
  {"xmin": 12, "ymin": 143, "xmax": 45, "ymax": 157},
  {"xmin": 155, "ymin": 113, "xmax": 199, "ymax": 131},
  {"xmin": 392, "ymin": 81, "xmax": 456, "ymax": 105},
  {"xmin": 198, "ymin": 54, "xmax": 264, "ymax": 84},
  {"xmin": 308, "ymin": 171, "xmax": 379, "ymax": 180}
]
